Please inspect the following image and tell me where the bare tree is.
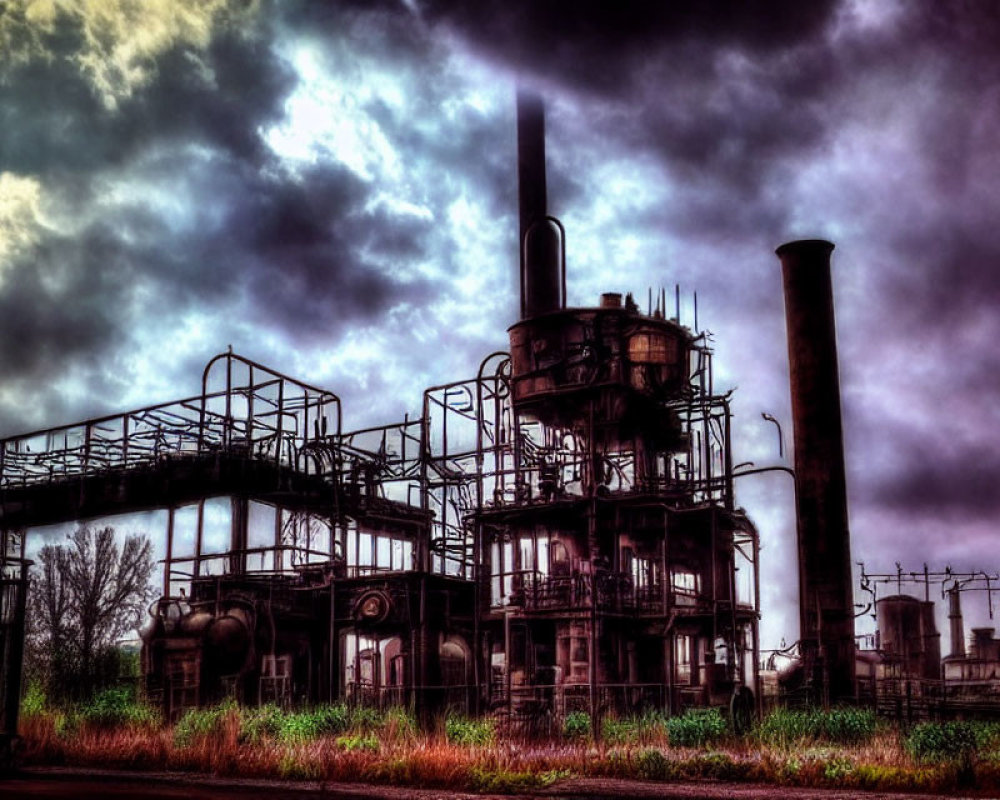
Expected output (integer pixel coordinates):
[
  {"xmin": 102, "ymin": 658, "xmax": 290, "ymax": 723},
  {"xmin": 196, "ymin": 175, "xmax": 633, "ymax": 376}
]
[{"xmin": 28, "ymin": 525, "xmax": 155, "ymax": 700}]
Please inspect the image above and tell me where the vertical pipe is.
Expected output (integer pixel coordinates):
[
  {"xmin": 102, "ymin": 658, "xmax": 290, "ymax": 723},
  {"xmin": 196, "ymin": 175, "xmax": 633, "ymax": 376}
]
[
  {"xmin": 165, "ymin": 508, "xmax": 175, "ymax": 596},
  {"xmin": 194, "ymin": 498, "xmax": 205, "ymax": 578},
  {"xmin": 776, "ymin": 239, "xmax": 855, "ymax": 704},
  {"xmin": 752, "ymin": 531, "xmax": 762, "ymax": 716},
  {"xmin": 517, "ymin": 90, "xmax": 562, "ymax": 318},
  {"xmin": 948, "ymin": 587, "xmax": 966, "ymax": 658}
]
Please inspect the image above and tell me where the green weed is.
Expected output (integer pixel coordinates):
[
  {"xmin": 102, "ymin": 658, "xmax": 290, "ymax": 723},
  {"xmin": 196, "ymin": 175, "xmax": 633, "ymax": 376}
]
[
  {"xmin": 756, "ymin": 707, "xmax": 877, "ymax": 748},
  {"xmin": 906, "ymin": 721, "xmax": 978, "ymax": 763},
  {"xmin": 336, "ymin": 732, "xmax": 380, "ymax": 752},
  {"xmin": 79, "ymin": 686, "xmax": 160, "ymax": 729},
  {"xmin": 562, "ymin": 710, "xmax": 590, "ymax": 741},
  {"xmin": 666, "ymin": 708, "xmax": 727, "ymax": 747},
  {"xmin": 445, "ymin": 714, "xmax": 495, "ymax": 746}
]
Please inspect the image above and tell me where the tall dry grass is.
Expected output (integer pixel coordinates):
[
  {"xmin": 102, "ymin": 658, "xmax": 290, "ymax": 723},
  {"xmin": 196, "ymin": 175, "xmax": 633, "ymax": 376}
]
[{"xmin": 15, "ymin": 700, "xmax": 1000, "ymax": 795}]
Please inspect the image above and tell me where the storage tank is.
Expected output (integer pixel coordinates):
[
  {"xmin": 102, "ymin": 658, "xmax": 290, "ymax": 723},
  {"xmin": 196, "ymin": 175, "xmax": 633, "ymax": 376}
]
[{"xmin": 876, "ymin": 595, "xmax": 940, "ymax": 680}]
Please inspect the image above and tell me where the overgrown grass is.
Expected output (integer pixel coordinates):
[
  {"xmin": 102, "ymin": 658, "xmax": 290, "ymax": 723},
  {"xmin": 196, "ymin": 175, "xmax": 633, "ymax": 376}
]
[
  {"xmin": 18, "ymin": 697, "xmax": 1000, "ymax": 796},
  {"xmin": 755, "ymin": 706, "xmax": 878, "ymax": 748},
  {"xmin": 666, "ymin": 707, "xmax": 727, "ymax": 747},
  {"xmin": 905, "ymin": 719, "xmax": 1000, "ymax": 767}
]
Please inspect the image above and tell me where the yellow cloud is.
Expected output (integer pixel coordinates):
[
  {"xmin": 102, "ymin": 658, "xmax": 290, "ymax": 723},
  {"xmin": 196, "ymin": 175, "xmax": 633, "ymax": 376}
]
[
  {"xmin": 0, "ymin": 172, "xmax": 46, "ymax": 281},
  {"xmin": 1, "ymin": 0, "xmax": 256, "ymax": 108}
]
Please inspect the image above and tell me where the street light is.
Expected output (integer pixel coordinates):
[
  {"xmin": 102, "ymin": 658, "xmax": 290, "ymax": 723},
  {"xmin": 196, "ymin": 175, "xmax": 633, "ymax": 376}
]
[{"xmin": 761, "ymin": 412, "xmax": 784, "ymax": 460}]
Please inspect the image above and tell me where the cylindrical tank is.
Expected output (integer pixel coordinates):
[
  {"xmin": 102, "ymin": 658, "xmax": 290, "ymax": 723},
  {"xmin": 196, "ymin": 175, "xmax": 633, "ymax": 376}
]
[
  {"xmin": 876, "ymin": 595, "xmax": 940, "ymax": 680},
  {"xmin": 920, "ymin": 600, "xmax": 942, "ymax": 680},
  {"xmin": 204, "ymin": 607, "xmax": 252, "ymax": 675},
  {"xmin": 776, "ymin": 239, "xmax": 855, "ymax": 702},
  {"xmin": 509, "ymin": 309, "xmax": 689, "ymax": 400},
  {"xmin": 877, "ymin": 595, "xmax": 922, "ymax": 661}
]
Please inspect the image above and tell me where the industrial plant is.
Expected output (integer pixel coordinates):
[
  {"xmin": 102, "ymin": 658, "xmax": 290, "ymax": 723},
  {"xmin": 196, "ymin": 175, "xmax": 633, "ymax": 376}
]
[{"xmin": 0, "ymin": 91, "xmax": 994, "ymax": 762}]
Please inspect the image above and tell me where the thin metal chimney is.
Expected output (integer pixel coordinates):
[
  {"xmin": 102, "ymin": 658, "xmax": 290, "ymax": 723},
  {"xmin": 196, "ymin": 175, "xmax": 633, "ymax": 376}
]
[
  {"xmin": 776, "ymin": 239, "xmax": 856, "ymax": 704},
  {"xmin": 517, "ymin": 89, "xmax": 563, "ymax": 318},
  {"xmin": 948, "ymin": 587, "xmax": 966, "ymax": 658}
]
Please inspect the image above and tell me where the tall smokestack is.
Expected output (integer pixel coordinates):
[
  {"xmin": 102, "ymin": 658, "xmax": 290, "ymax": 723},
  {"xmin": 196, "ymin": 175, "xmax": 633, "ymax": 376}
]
[
  {"xmin": 517, "ymin": 89, "xmax": 563, "ymax": 318},
  {"xmin": 776, "ymin": 239, "xmax": 855, "ymax": 704},
  {"xmin": 948, "ymin": 587, "xmax": 966, "ymax": 658}
]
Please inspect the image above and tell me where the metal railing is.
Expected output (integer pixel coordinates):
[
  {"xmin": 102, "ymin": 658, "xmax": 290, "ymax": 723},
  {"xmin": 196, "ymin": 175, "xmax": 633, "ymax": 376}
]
[{"xmin": 0, "ymin": 352, "xmax": 341, "ymax": 490}]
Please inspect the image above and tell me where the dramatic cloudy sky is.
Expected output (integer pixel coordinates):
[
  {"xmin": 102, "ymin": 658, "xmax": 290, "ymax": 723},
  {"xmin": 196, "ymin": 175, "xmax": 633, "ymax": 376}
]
[{"xmin": 2, "ymin": 0, "xmax": 999, "ymax": 648}]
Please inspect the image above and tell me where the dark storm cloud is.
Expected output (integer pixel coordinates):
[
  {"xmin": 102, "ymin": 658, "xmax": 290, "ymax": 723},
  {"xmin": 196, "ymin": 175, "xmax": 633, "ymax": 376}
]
[
  {"xmin": 0, "ymin": 223, "xmax": 128, "ymax": 377},
  {"xmin": 419, "ymin": 0, "xmax": 837, "ymax": 94},
  {"xmin": 867, "ymin": 440, "xmax": 1000, "ymax": 519},
  {"xmin": 417, "ymin": 0, "xmax": 843, "ymax": 214},
  {"xmin": 0, "ymin": 4, "xmax": 297, "ymax": 423},
  {"xmin": 232, "ymin": 162, "xmax": 437, "ymax": 337},
  {"xmin": 0, "ymin": 0, "xmax": 450, "ymax": 434}
]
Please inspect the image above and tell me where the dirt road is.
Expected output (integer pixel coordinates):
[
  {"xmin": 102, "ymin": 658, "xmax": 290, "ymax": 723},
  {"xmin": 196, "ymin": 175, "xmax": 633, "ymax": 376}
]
[{"xmin": 0, "ymin": 767, "xmax": 992, "ymax": 799}]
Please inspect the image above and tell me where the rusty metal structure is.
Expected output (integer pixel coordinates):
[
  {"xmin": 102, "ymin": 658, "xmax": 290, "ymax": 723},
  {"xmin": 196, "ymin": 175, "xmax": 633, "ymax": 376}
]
[{"xmin": 0, "ymin": 91, "xmax": 767, "ymax": 742}]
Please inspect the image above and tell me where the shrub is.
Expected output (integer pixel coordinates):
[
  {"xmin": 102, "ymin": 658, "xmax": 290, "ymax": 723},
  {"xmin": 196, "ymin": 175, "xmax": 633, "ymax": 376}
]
[
  {"xmin": 348, "ymin": 705, "xmax": 382, "ymax": 730},
  {"xmin": 20, "ymin": 682, "xmax": 48, "ymax": 718},
  {"xmin": 973, "ymin": 721, "xmax": 1000, "ymax": 754},
  {"xmin": 278, "ymin": 711, "xmax": 324, "ymax": 743},
  {"xmin": 273, "ymin": 704, "xmax": 353, "ymax": 743},
  {"xmin": 756, "ymin": 707, "xmax": 876, "ymax": 747},
  {"xmin": 823, "ymin": 755, "xmax": 855, "ymax": 781},
  {"xmin": 445, "ymin": 714, "xmax": 495, "ymax": 746},
  {"xmin": 563, "ymin": 711, "xmax": 591, "ymax": 742},
  {"xmin": 635, "ymin": 748, "xmax": 676, "ymax": 780},
  {"xmin": 239, "ymin": 704, "xmax": 285, "ymax": 744},
  {"xmin": 906, "ymin": 721, "xmax": 978, "ymax": 763},
  {"xmin": 693, "ymin": 751, "xmax": 747, "ymax": 780},
  {"xmin": 666, "ymin": 708, "xmax": 727, "ymax": 748},
  {"xmin": 79, "ymin": 686, "xmax": 160, "ymax": 730},
  {"xmin": 821, "ymin": 708, "xmax": 878, "ymax": 744},
  {"xmin": 757, "ymin": 708, "xmax": 813, "ymax": 746},
  {"xmin": 602, "ymin": 716, "xmax": 637, "ymax": 745}
]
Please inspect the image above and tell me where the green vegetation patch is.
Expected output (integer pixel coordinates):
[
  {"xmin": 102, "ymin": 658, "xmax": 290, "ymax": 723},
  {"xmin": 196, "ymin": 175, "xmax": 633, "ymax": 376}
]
[
  {"xmin": 174, "ymin": 701, "xmax": 237, "ymax": 747},
  {"xmin": 79, "ymin": 686, "xmax": 160, "ymax": 730},
  {"xmin": 445, "ymin": 714, "xmax": 496, "ymax": 746},
  {"xmin": 467, "ymin": 766, "xmax": 569, "ymax": 793},
  {"xmin": 906, "ymin": 721, "xmax": 979, "ymax": 763},
  {"xmin": 666, "ymin": 708, "xmax": 727, "ymax": 748},
  {"xmin": 756, "ymin": 707, "xmax": 877, "ymax": 747},
  {"xmin": 562, "ymin": 710, "xmax": 590, "ymax": 742}
]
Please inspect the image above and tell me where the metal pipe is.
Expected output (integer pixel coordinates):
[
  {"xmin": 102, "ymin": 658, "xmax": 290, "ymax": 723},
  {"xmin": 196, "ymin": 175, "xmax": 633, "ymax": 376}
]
[
  {"xmin": 776, "ymin": 238, "xmax": 855, "ymax": 704},
  {"xmin": 517, "ymin": 89, "xmax": 562, "ymax": 318},
  {"xmin": 948, "ymin": 587, "xmax": 966, "ymax": 658}
]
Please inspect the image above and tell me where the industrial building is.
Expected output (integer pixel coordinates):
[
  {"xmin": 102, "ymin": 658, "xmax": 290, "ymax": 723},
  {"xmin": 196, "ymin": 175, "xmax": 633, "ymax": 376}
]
[
  {"xmin": 1, "ymin": 89, "xmax": 873, "ymax": 758},
  {"xmin": 850, "ymin": 566, "xmax": 1000, "ymax": 718},
  {"xmin": 0, "ymin": 92, "xmax": 766, "ymax": 738}
]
